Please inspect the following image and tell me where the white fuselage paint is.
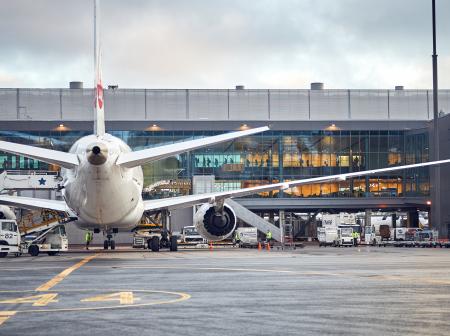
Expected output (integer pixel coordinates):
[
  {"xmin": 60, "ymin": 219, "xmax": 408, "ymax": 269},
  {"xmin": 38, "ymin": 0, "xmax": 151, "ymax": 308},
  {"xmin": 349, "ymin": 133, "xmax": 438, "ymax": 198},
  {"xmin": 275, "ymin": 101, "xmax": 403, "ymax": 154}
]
[{"xmin": 61, "ymin": 133, "xmax": 144, "ymax": 232}]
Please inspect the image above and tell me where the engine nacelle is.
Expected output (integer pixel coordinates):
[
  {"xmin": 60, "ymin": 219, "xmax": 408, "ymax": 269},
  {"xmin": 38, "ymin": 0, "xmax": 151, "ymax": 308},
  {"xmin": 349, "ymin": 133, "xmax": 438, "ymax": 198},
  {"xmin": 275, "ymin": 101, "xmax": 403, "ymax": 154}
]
[
  {"xmin": 194, "ymin": 203, "xmax": 236, "ymax": 241},
  {"xmin": 0, "ymin": 205, "xmax": 16, "ymax": 220}
]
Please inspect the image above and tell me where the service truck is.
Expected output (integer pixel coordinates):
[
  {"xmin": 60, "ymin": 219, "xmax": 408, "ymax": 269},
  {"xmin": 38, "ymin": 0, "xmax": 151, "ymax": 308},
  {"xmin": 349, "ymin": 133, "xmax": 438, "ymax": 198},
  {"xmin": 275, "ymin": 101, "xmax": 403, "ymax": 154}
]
[
  {"xmin": 234, "ymin": 227, "xmax": 258, "ymax": 248},
  {"xmin": 0, "ymin": 219, "xmax": 21, "ymax": 257},
  {"xmin": 414, "ymin": 230, "xmax": 439, "ymax": 248},
  {"xmin": 180, "ymin": 226, "xmax": 206, "ymax": 245},
  {"xmin": 317, "ymin": 227, "xmax": 338, "ymax": 247},
  {"xmin": 334, "ymin": 227, "xmax": 354, "ymax": 247},
  {"xmin": 0, "ymin": 219, "xmax": 68, "ymax": 257}
]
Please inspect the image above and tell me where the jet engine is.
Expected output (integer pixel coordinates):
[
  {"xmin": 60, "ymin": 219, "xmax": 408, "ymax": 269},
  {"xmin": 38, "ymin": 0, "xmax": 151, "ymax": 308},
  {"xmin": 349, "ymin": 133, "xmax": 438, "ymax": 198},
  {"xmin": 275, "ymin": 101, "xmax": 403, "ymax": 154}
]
[{"xmin": 193, "ymin": 203, "xmax": 236, "ymax": 241}]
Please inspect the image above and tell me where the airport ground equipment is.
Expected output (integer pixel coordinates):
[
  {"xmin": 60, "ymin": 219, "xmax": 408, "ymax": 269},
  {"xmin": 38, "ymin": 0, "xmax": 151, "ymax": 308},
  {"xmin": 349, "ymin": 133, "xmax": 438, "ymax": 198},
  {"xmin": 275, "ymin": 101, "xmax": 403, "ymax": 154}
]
[
  {"xmin": 318, "ymin": 227, "xmax": 338, "ymax": 247},
  {"xmin": 321, "ymin": 213, "xmax": 357, "ymax": 227},
  {"xmin": 132, "ymin": 216, "xmax": 177, "ymax": 252},
  {"xmin": 334, "ymin": 227, "xmax": 354, "ymax": 247},
  {"xmin": 23, "ymin": 224, "xmax": 68, "ymax": 256},
  {"xmin": 225, "ymin": 199, "xmax": 281, "ymax": 241},
  {"xmin": 414, "ymin": 230, "xmax": 439, "ymax": 248},
  {"xmin": 234, "ymin": 227, "xmax": 258, "ymax": 248},
  {"xmin": 0, "ymin": 216, "xmax": 68, "ymax": 257},
  {"xmin": 0, "ymin": 219, "xmax": 21, "ymax": 257},
  {"xmin": 180, "ymin": 225, "xmax": 206, "ymax": 244},
  {"xmin": 0, "ymin": 170, "xmax": 61, "ymax": 190}
]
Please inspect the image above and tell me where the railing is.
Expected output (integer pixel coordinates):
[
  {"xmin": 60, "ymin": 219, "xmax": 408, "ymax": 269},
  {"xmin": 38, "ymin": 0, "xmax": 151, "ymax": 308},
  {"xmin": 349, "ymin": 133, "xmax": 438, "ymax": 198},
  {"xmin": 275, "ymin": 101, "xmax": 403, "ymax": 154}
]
[{"xmin": 1, "ymin": 88, "xmax": 449, "ymax": 121}]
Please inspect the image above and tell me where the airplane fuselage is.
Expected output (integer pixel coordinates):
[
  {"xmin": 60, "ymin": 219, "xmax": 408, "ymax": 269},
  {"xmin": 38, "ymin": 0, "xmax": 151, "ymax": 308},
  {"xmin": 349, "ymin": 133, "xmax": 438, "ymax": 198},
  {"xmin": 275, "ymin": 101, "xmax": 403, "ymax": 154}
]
[{"xmin": 62, "ymin": 133, "xmax": 144, "ymax": 231}]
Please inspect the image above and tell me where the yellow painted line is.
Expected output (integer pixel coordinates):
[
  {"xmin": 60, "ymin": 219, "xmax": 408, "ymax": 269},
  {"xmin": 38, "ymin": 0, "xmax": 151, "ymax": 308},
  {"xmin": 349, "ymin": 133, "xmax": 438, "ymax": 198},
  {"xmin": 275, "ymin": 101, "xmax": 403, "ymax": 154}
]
[
  {"xmin": 35, "ymin": 254, "xmax": 98, "ymax": 292},
  {"xmin": 0, "ymin": 289, "xmax": 190, "ymax": 313},
  {"xmin": 0, "ymin": 311, "xmax": 16, "ymax": 326}
]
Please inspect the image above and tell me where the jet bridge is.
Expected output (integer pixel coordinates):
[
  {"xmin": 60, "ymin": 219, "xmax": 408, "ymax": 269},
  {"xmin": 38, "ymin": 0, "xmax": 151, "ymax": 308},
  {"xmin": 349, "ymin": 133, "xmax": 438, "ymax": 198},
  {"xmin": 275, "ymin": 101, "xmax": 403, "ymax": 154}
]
[
  {"xmin": 225, "ymin": 199, "xmax": 281, "ymax": 242},
  {"xmin": 0, "ymin": 171, "xmax": 61, "ymax": 191}
]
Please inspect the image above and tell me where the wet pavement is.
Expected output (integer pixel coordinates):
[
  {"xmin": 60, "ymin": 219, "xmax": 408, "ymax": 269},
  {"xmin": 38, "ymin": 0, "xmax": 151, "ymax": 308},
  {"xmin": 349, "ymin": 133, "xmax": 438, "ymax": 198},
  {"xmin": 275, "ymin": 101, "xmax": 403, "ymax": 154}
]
[{"xmin": 1, "ymin": 246, "xmax": 450, "ymax": 335}]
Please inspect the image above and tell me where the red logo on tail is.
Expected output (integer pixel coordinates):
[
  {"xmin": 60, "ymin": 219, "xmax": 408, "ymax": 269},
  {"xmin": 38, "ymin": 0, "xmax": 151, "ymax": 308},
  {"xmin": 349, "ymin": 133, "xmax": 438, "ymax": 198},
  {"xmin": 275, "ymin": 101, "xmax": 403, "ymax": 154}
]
[{"xmin": 96, "ymin": 83, "xmax": 103, "ymax": 109}]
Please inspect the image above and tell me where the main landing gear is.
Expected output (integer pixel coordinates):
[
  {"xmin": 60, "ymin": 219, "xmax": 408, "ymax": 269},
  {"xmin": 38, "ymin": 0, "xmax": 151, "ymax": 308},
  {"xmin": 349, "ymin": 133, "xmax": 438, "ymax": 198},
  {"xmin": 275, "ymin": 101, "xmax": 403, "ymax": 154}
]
[{"xmin": 103, "ymin": 233, "xmax": 116, "ymax": 250}]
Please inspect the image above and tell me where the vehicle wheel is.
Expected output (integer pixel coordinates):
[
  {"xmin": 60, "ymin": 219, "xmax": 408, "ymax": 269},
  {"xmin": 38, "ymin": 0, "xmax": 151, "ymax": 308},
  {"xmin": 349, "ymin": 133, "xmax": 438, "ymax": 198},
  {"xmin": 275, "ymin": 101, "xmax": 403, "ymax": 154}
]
[
  {"xmin": 103, "ymin": 240, "xmax": 109, "ymax": 250},
  {"xmin": 110, "ymin": 240, "xmax": 116, "ymax": 250},
  {"xmin": 170, "ymin": 236, "xmax": 178, "ymax": 252},
  {"xmin": 28, "ymin": 244, "xmax": 39, "ymax": 256},
  {"xmin": 0, "ymin": 252, "xmax": 7, "ymax": 258},
  {"xmin": 47, "ymin": 251, "xmax": 58, "ymax": 256},
  {"xmin": 149, "ymin": 236, "xmax": 160, "ymax": 252}
]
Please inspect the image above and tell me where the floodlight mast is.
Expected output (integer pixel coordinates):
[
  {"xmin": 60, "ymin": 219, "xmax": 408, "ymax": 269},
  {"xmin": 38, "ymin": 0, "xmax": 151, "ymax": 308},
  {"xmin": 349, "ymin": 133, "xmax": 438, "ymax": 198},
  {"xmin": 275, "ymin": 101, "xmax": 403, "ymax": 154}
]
[{"xmin": 431, "ymin": 0, "xmax": 441, "ymax": 231}]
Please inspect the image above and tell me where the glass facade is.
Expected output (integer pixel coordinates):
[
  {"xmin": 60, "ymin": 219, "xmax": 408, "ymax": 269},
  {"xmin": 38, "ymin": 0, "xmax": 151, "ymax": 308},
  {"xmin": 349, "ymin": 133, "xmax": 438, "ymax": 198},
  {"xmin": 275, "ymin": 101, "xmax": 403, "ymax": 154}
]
[{"xmin": 0, "ymin": 130, "xmax": 429, "ymax": 198}]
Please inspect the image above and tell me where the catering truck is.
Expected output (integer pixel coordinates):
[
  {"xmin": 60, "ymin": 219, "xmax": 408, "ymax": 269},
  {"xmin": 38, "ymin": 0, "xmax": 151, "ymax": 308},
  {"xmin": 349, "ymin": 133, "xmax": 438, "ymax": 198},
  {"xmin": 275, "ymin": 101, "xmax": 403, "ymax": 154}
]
[{"xmin": 317, "ymin": 227, "xmax": 338, "ymax": 247}]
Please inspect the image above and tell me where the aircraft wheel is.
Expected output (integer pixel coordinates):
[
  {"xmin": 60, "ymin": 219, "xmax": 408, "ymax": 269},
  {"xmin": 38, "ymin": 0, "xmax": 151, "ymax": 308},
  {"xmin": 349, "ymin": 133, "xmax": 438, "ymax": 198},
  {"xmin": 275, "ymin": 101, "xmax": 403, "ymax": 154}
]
[
  {"xmin": 110, "ymin": 240, "xmax": 116, "ymax": 250},
  {"xmin": 103, "ymin": 240, "xmax": 109, "ymax": 250},
  {"xmin": 170, "ymin": 236, "xmax": 178, "ymax": 252}
]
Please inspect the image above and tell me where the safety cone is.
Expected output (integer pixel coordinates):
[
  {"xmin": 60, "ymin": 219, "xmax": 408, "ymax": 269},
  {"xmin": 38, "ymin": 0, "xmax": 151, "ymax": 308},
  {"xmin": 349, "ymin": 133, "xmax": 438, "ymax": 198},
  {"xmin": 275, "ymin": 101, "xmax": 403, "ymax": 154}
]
[
  {"xmin": 266, "ymin": 242, "xmax": 271, "ymax": 251},
  {"xmin": 258, "ymin": 242, "xmax": 262, "ymax": 251}
]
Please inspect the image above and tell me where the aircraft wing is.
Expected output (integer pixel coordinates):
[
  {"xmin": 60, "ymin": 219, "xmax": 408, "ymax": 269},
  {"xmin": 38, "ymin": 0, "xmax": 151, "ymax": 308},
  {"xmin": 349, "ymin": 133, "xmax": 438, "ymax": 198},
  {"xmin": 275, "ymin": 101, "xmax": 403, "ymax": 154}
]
[
  {"xmin": 116, "ymin": 126, "xmax": 269, "ymax": 168},
  {"xmin": 0, "ymin": 195, "xmax": 69, "ymax": 212},
  {"xmin": 143, "ymin": 158, "xmax": 450, "ymax": 211},
  {"xmin": 0, "ymin": 141, "xmax": 79, "ymax": 169}
]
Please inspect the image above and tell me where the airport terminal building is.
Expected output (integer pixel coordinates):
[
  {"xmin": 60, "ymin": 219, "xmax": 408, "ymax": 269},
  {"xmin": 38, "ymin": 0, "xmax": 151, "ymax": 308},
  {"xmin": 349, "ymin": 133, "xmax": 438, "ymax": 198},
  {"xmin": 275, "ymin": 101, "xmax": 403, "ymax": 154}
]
[{"xmin": 0, "ymin": 85, "xmax": 449, "ymax": 238}]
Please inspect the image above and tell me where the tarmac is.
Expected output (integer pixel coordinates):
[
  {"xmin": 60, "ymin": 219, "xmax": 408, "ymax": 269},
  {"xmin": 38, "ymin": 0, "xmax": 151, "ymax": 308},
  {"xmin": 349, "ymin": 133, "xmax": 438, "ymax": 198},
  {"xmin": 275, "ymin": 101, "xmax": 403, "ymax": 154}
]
[{"xmin": 1, "ymin": 246, "xmax": 450, "ymax": 336}]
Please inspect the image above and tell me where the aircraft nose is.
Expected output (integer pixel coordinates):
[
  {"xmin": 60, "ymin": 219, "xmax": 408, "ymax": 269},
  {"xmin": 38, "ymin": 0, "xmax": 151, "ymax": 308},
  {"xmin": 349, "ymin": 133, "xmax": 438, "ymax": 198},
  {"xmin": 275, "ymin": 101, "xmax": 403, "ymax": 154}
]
[{"xmin": 87, "ymin": 143, "xmax": 108, "ymax": 165}]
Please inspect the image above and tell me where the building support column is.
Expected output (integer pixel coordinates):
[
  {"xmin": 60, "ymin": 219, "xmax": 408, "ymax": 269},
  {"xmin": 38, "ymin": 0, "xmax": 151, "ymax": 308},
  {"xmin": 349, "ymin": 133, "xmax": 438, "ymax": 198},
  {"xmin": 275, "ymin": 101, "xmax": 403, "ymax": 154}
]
[
  {"xmin": 408, "ymin": 210, "xmax": 419, "ymax": 228},
  {"xmin": 392, "ymin": 213, "xmax": 397, "ymax": 240},
  {"xmin": 365, "ymin": 209, "xmax": 372, "ymax": 228},
  {"xmin": 279, "ymin": 210, "xmax": 285, "ymax": 245}
]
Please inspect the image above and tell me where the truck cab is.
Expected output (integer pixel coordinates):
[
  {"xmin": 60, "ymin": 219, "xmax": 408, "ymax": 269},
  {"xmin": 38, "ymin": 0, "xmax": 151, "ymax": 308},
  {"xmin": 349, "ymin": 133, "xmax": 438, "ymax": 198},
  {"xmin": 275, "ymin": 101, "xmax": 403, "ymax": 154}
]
[{"xmin": 0, "ymin": 219, "xmax": 21, "ymax": 257}]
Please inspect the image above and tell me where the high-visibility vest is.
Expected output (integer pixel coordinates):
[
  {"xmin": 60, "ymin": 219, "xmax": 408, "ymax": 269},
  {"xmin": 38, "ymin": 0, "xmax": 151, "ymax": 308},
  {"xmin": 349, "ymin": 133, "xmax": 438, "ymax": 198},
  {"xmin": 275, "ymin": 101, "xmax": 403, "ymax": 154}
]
[
  {"xmin": 85, "ymin": 232, "xmax": 92, "ymax": 242},
  {"xmin": 266, "ymin": 231, "xmax": 272, "ymax": 239}
]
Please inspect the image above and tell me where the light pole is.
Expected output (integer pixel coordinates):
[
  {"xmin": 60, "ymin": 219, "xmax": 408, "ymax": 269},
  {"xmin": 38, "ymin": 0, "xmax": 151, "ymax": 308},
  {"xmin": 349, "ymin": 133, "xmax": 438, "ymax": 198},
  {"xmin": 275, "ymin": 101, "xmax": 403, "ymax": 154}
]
[{"xmin": 431, "ymin": 0, "xmax": 441, "ymax": 231}]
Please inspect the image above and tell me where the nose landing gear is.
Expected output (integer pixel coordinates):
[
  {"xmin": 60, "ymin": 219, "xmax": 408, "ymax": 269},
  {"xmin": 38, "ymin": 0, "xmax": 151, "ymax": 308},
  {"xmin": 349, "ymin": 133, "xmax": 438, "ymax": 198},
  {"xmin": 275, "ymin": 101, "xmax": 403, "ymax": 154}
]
[{"xmin": 103, "ymin": 233, "xmax": 116, "ymax": 250}]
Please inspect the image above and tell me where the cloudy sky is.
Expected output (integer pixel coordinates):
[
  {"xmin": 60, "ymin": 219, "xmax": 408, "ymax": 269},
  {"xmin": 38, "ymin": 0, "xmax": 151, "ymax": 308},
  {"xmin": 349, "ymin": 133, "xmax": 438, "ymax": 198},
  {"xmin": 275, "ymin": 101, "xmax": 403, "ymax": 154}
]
[{"xmin": 1, "ymin": 0, "xmax": 450, "ymax": 89}]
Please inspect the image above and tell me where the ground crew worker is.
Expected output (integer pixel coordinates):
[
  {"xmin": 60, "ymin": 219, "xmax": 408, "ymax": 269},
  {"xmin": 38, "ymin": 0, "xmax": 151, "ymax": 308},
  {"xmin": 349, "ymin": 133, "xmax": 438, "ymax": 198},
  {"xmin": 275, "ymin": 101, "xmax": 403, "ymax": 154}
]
[
  {"xmin": 355, "ymin": 231, "xmax": 360, "ymax": 246},
  {"xmin": 352, "ymin": 231, "xmax": 357, "ymax": 246},
  {"xmin": 85, "ymin": 231, "xmax": 93, "ymax": 250},
  {"xmin": 265, "ymin": 229, "xmax": 273, "ymax": 247}
]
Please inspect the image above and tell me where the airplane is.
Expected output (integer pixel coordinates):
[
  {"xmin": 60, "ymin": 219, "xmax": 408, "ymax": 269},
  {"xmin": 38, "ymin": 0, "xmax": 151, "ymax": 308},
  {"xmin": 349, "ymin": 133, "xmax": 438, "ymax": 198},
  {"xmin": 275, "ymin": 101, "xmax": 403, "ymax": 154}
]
[{"xmin": 1, "ymin": 1, "xmax": 450, "ymax": 249}]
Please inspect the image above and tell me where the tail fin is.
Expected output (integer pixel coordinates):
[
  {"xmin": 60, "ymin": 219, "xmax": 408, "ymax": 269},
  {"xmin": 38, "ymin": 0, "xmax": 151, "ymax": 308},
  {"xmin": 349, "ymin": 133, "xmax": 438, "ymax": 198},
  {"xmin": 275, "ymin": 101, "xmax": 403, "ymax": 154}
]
[{"xmin": 94, "ymin": 0, "xmax": 105, "ymax": 136}]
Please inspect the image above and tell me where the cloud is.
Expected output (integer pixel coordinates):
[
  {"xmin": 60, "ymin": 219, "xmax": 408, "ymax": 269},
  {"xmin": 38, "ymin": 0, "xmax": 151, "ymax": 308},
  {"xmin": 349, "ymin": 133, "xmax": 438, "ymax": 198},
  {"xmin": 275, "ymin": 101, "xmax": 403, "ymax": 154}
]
[{"xmin": 0, "ymin": 0, "xmax": 449, "ymax": 89}]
